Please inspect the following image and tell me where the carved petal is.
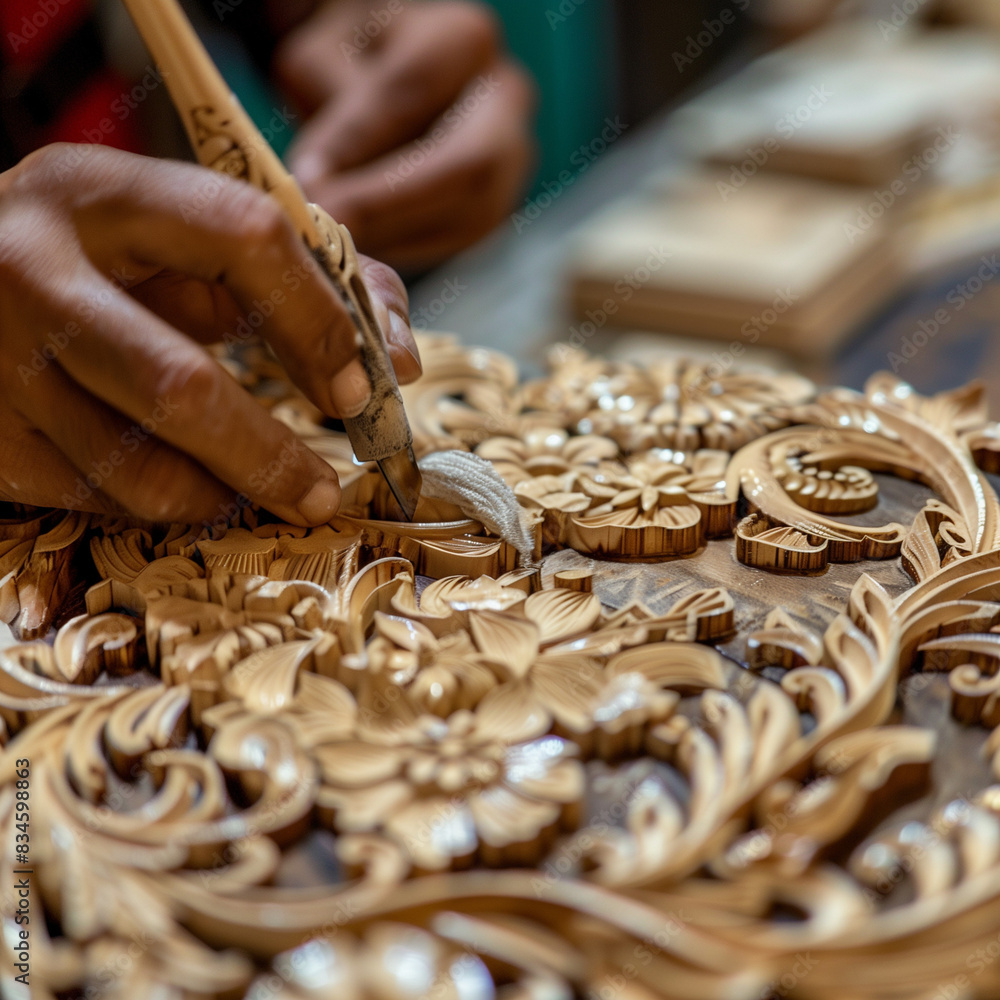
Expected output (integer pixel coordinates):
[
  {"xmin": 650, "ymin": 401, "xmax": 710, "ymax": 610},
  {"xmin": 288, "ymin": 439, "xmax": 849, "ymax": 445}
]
[
  {"xmin": 567, "ymin": 504, "xmax": 703, "ymax": 559},
  {"xmin": 607, "ymin": 642, "xmax": 728, "ymax": 693},
  {"xmin": 225, "ymin": 640, "xmax": 323, "ymax": 713},
  {"xmin": 475, "ymin": 683, "xmax": 551, "ymax": 745},
  {"xmin": 198, "ymin": 530, "xmax": 277, "ymax": 577},
  {"xmin": 664, "ymin": 587, "xmax": 735, "ymax": 642},
  {"xmin": 375, "ymin": 612, "xmax": 439, "ymax": 653},
  {"xmin": 503, "ymin": 740, "xmax": 582, "ymax": 805},
  {"xmin": 318, "ymin": 779, "xmax": 413, "ymax": 833},
  {"xmin": 315, "ymin": 742, "xmax": 404, "ymax": 789},
  {"xmin": 529, "ymin": 655, "xmax": 605, "ymax": 734},
  {"xmin": 469, "ymin": 611, "xmax": 539, "ymax": 678},
  {"xmin": 386, "ymin": 797, "xmax": 478, "ymax": 870},
  {"xmin": 524, "ymin": 589, "xmax": 602, "ymax": 645},
  {"xmin": 471, "ymin": 784, "xmax": 563, "ymax": 859},
  {"xmin": 425, "ymin": 575, "xmax": 524, "ymax": 615},
  {"xmin": 90, "ymin": 529, "xmax": 153, "ymax": 583}
]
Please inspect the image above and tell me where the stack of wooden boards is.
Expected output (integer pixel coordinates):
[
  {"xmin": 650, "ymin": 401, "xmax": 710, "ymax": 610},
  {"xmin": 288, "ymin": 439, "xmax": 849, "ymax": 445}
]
[{"xmin": 567, "ymin": 23, "xmax": 1000, "ymax": 364}]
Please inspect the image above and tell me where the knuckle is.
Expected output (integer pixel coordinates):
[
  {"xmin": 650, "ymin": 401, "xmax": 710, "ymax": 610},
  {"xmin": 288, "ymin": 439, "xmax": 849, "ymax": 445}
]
[
  {"xmin": 505, "ymin": 62, "xmax": 539, "ymax": 114},
  {"xmin": 14, "ymin": 143, "xmax": 79, "ymax": 184},
  {"xmin": 13, "ymin": 143, "xmax": 123, "ymax": 196},
  {"xmin": 449, "ymin": 2, "xmax": 502, "ymax": 57},
  {"xmin": 382, "ymin": 65, "xmax": 433, "ymax": 122},
  {"xmin": 152, "ymin": 356, "xmax": 222, "ymax": 432},
  {"xmin": 220, "ymin": 185, "xmax": 293, "ymax": 253}
]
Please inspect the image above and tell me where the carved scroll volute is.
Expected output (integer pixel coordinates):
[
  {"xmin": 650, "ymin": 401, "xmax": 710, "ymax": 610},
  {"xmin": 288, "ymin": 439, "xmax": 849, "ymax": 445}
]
[
  {"xmin": 50, "ymin": 613, "xmax": 140, "ymax": 684},
  {"xmin": 920, "ymin": 633, "xmax": 1000, "ymax": 727},
  {"xmin": 901, "ymin": 499, "xmax": 972, "ymax": 583},
  {"xmin": 770, "ymin": 439, "xmax": 878, "ymax": 515},
  {"xmin": 725, "ymin": 377, "xmax": 1000, "ymax": 573},
  {"xmin": 726, "ymin": 426, "xmax": 909, "ymax": 566},
  {"xmin": 736, "ymin": 513, "xmax": 828, "ymax": 574},
  {"xmin": 747, "ymin": 607, "xmax": 824, "ymax": 671}
]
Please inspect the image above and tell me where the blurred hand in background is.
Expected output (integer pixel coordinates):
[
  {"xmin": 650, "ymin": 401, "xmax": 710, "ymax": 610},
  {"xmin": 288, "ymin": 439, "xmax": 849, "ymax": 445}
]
[{"xmin": 275, "ymin": 0, "xmax": 537, "ymax": 273}]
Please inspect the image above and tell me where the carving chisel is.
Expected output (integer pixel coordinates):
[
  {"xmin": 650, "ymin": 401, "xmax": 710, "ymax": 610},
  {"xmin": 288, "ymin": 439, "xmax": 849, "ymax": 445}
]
[{"xmin": 120, "ymin": 0, "xmax": 423, "ymax": 519}]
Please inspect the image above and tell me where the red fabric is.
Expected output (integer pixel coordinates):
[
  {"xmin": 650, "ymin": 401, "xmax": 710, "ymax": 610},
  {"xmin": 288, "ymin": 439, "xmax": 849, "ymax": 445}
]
[
  {"xmin": 2, "ymin": 0, "xmax": 89, "ymax": 69},
  {"xmin": 46, "ymin": 71, "xmax": 145, "ymax": 153}
]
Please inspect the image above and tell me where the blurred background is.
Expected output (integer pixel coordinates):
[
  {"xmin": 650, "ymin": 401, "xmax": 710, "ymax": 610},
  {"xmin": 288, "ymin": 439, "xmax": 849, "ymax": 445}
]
[
  {"xmin": 425, "ymin": 0, "xmax": 1000, "ymax": 406},
  {"xmin": 415, "ymin": 0, "xmax": 1000, "ymax": 407},
  {"xmin": 7, "ymin": 0, "xmax": 1000, "ymax": 401}
]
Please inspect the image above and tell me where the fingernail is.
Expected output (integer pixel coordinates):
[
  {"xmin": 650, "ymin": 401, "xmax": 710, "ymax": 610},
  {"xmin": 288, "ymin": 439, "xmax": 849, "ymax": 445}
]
[
  {"xmin": 330, "ymin": 358, "xmax": 372, "ymax": 417},
  {"xmin": 298, "ymin": 478, "xmax": 341, "ymax": 524},
  {"xmin": 390, "ymin": 311, "xmax": 422, "ymax": 376}
]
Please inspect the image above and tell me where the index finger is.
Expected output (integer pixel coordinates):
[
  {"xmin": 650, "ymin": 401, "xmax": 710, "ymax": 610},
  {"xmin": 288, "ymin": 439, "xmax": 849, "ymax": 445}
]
[{"xmin": 70, "ymin": 148, "xmax": 396, "ymax": 420}]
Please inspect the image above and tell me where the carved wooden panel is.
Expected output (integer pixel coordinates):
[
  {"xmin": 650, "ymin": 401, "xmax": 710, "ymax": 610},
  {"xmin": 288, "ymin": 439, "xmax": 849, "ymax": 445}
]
[{"xmin": 5, "ymin": 334, "xmax": 1000, "ymax": 999}]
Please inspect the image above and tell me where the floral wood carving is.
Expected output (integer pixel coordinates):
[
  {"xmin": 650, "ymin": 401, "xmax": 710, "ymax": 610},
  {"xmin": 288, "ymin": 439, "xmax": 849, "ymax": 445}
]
[{"xmin": 8, "ymin": 337, "xmax": 1000, "ymax": 998}]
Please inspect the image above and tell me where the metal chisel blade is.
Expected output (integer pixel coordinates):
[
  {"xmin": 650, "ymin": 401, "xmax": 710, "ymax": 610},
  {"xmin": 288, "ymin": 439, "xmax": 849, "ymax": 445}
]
[{"xmin": 377, "ymin": 446, "xmax": 423, "ymax": 521}]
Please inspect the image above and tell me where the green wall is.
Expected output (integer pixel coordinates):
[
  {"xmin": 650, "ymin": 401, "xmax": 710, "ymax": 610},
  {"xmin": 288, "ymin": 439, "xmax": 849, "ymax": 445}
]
[{"xmin": 484, "ymin": 0, "xmax": 617, "ymax": 194}]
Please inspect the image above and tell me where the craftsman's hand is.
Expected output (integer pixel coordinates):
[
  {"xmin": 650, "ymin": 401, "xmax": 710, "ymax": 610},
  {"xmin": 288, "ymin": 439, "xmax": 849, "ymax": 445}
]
[
  {"xmin": 0, "ymin": 145, "xmax": 421, "ymax": 525},
  {"xmin": 276, "ymin": 0, "xmax": 536, "ymax": 273}
]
